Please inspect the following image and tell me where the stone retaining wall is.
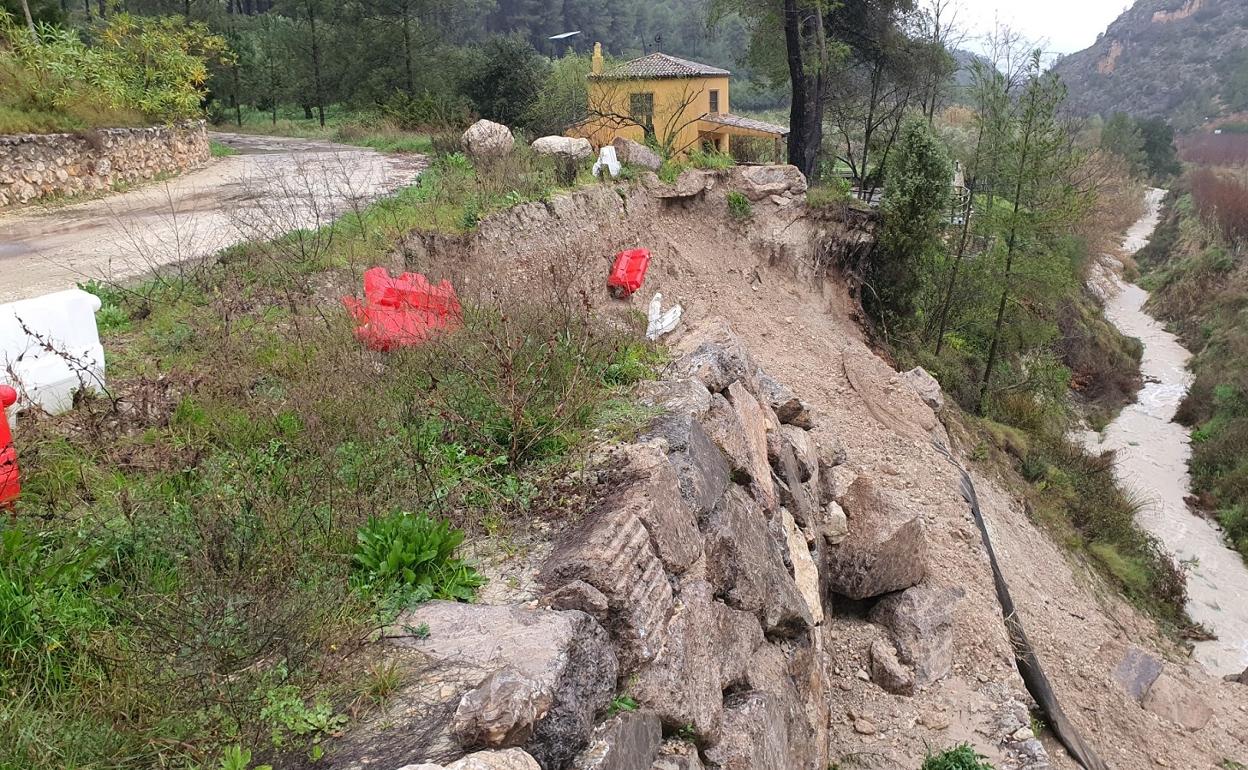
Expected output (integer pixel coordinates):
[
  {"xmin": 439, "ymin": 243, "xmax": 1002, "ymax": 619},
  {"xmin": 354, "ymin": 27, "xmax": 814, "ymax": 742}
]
[{"xmin": 0, "ymin": 121, "xmax": 210, "ymax": 207}]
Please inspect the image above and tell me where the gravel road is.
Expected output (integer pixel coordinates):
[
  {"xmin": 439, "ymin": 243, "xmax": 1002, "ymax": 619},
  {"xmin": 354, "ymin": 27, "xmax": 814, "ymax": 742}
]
[{"xmin": 0, "ymin": 132, "xmax": 425, "ymax": 303}]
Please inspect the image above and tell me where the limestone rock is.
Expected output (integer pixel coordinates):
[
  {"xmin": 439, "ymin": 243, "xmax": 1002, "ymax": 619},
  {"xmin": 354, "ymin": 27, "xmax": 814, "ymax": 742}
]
[
  {"xmin": 756, "ymin": 372, "xmax": 814, "ymax": 428},
  {"xmin": 637, "ymin": 379, "xmax": 712, "ymax": 420},
  {"xmin": 779, "ymin": 425, "xmax": 818, "ymax": 481},
  {"xmin": 780, "ymin": 508, "xmax": 824, "ymax": 623},
  {"xmin": 531, "ymin": 136, "xmax": 593, "ymax": 160},
  {"xmin": 823, "ymin": 502, "xmax": 848, "ymax": 545},
  {"xmin": 1226, "ymin": 666, "xmax": 1248, "ymax": 686},
  {"xmin": 541, "ymin": 508, "xmax": 675, "ymax": 669},
  {"xmin": 642, "ymin": 413, "xmax": 731, "ymax": 515},
  {"xmin": 614, "ymin": 443, "xmax": 704, "ymax": 574},
  {"xmin": 573, "ymin": 711, "xmax": 662, "ymax": 770},
  {"xmin": 452, "ymin": 668, "xmax": 550, "ymax": 748},
  {"xmin": 869, "ymin": 637, "xmax": 915, "ymax": 696},
  {"xmin": 462, "ymin": 120, "xmax": 515, "ymax": 159},
  {"xmin": 679, "ymin": 324, "xmax": 759, "ymax": 394},
  {"xmin": 1113, "ymin": 646, "xmax": 1164, "ymax": 704},
  {"xmin": 629, "ymin": 579, "xmax": 726, "ymax": 739},
  {"xmin": 446, "ymin": 749, "xmax": 542, "ymax": 770},
  {"xmin": 1142, "ymin": 673, "xmax": 1213, "ymax": 731},
  {"xmin": 737, "ymin": 164, "xmax": 808, "ymax": 202},
  {"xmin": 737, "ymin": 644, "xmax": 817, "ymax": 770},
  {"xmin": 388, "ymin": 602, "xmax": 618, "ymax": 769},
  {"xmin": 819, "ymin": 465, "xmax": 856, "ymax": 507},
  {"xmin": 613, "ymin": 137, "xmax": 662, "ymax": 171},
  {"xmin": 704, "ymin": 692, "xmax": 799, "ymax": 770},
  {"xmin": 541, "ymin": 580, "xmax": 610, "ymax": 622},
  {"xmin": 869, "ymin": 584, "xmax": 962, "ymax": 688},
  {"xmin": 704, "ymin": 383, "xmax": 775, "ymax": 507},
  {"xmin": 650, "ymin": 750, "xmax": 704, "ymax": 770},
  {"xmin": 703, "ymin": 486, "xmax": 813, "ymax": 634},
  {"xmin": 824, "ymin": 477, "xmax": 928, "ymax": 599},
  {"xmin": 901, "ymin": 367, "xmax": 944, "ymax": 412}
]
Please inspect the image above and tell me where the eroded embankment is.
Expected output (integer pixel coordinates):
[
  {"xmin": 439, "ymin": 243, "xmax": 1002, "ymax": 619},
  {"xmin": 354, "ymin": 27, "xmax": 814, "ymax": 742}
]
[{"xmin": 321, "ymin": 169, "xmax": 1248, "ymax": 770}]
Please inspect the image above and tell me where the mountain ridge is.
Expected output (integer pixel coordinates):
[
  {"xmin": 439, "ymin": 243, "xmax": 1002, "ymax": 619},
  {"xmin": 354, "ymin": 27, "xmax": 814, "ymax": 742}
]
[{"xmin": 1051, "ymin": 0, "xmax": 1248, "ymax": 128}]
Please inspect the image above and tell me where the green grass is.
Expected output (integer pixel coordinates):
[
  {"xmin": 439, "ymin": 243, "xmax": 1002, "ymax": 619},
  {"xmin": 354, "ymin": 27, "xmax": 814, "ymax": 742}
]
[
  {"xmin": 3, "ymin": 142, "xmax": 657, "ymax": 768},
  {"xmin": 923, "ymin": 745, "xmax": 994, "ymax": 770},
  {"xmin": 210, "ymin": 140, "xmax": 239, "ymax": 157},
  {"xmin": 221, "ymin": 104, "xmax": 432, "ymax": 155}
]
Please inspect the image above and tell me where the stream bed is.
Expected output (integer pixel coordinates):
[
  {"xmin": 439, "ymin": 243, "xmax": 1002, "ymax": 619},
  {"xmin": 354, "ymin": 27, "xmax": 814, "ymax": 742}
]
[{"xmin": 1083, "ymin": 188, "xmax": 1248, "ymax": 676}]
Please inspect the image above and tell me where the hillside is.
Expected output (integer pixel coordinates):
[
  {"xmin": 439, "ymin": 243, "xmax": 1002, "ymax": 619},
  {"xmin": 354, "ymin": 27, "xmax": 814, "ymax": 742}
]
[{"xmin": 1051, "ymin": 0, "xmax": 1248, "ymax": 128}]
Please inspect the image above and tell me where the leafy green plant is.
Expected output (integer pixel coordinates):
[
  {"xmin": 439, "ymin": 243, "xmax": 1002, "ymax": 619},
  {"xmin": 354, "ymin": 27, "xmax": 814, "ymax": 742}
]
[
  {"xmin": 607, "ymin": 695, "xmax": 638, "ymax": 716},
  {"xmin": 219, "ymin": 745, "xmax": 273, "ymax": 770},
  {"xmin": 726, "ymin": 191, "xmax": 753, "ymax": 222},
  {"xmin": 352, "ymin": 512, "xmax": 483, "ymax": 605},
  {"xmin": 259, "ymin": 685, "xmax": 347, "ymax": 749},
  {"xmin": 211, "ymin": 141, "xmax": 239, "ymax": 157},
  {"xmin": 922, "ymin": 744, "xmax": 995, "ymax": 770}
]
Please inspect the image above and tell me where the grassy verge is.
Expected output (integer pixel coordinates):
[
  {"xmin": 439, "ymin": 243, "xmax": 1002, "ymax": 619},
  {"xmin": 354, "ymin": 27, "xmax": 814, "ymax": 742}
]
[
  {"xmin": 2, "ymin": 146, "xmax": 656, "ymax": 769},
  {"xmin": 209, "ymin": 140, "xmax": 239, "ymax": 157},
  {"xmin": 218, "ymin": 104, "xmax": 434, "ymax": 155},
  {"xmin": 1137, "ymin": 186, "xmax": 1248, "ymax": 561}
]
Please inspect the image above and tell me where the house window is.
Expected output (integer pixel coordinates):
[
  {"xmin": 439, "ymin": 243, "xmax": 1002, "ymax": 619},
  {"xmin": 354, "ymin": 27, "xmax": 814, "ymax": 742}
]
[
  {"xmin": 709, "ymin": 89, "xmax": 720, "ymax": 114},
  {"xmin": 629, "ymin": 92, "xmax": 654, "ymax": 125}
]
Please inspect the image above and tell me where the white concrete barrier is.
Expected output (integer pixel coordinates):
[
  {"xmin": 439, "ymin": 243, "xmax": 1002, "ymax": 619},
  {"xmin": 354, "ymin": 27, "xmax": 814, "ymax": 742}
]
[{"xmin": 0, "ymin": 289, "xmax": 106, "ymax": 415}]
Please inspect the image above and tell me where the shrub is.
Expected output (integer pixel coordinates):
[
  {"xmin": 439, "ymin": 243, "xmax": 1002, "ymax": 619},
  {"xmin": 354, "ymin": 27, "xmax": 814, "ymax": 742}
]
[
  {"xmin": 688, "ymin": 148, "xmax": 735, "ymax": 170},
  {"xmin": 727, "ymin": 191, "xmax": 752, "ymax": 221},
  {"xmin": 351, "ymin": 512, "xmax": 483, "ymax": 606},
  {"xmin": 462, "ymin": 35, "xmax": 549, "ymax": 129},
  {"xmin": 922, "ymin": 744, "xmax": 995, "ymax": 770},
  {"xmin": 380, "ymin": 89, "xmax": 473, "ymax": 132},
  {"xmin": 1189, "ymin": 168, "xmax": 1248, "ymax": 245}
]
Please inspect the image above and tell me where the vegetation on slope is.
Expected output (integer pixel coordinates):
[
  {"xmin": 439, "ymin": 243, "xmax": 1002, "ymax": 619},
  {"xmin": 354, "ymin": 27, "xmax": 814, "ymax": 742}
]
[
  {"xmin": 0, "ymin": 10, "xmax": 228, "ymax": 133},
  {"xmin": 1138, "ymin": 175, "xmax": 1248, "ymax": 560},
  {"xmin": 0, "ymin": 147, "xmax": 658, "ymax": 769}
]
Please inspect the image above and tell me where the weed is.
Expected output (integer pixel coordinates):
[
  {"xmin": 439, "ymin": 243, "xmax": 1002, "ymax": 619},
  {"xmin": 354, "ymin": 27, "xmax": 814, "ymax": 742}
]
[
  {"xmin": 687, "ymin": 148, "xmax": 735, "ymax": 170},
  {"xmin": 727, "ymin": 191, "xmax": 753, "ymax": 222},
  {"xmin": 922, "ymin": 744, "xmax": 995, "ymax": 770},
  {"xmin": 352, "ymin": 512, "xmax": 484, "ymax": 607},
  {"xmin": 219, "ymin": 745, "xmax": 273, "ymax": 770},
  {"xmin": 211, "ymin": 141, "xmax": 240, "ymax": 158},
  {"xmin": 607, "ymin": 695, "xmax": 639, "ymax": 716},
  {"xmin": 362, "ymin": 660, "xmax": 404, "ymax": 704},
  {"xmin": 260, "ymin": 685, "xmax": 348, "ymax": 749}
]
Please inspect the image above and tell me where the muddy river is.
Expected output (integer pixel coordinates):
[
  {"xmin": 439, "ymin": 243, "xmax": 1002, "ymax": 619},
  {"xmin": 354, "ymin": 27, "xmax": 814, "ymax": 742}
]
[{"xmin": 1084, "ymin": 188, "xmax": 1248, "ymax": 676}]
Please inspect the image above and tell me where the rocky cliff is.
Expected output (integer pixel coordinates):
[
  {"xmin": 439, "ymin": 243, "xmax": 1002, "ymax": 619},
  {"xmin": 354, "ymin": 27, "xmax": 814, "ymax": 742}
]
[{"xmin": 1051, "ymin": 0, "xmax": 1248, "ymax": 127}]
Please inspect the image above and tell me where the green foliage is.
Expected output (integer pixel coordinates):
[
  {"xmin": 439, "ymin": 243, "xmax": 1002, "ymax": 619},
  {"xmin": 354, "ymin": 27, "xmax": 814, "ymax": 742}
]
[
  {"xmin": 352, "ymin": 512, "xmax": 484, "ymax": 606},
  {"xmin": 259, "ymin": 685, "xmax": 347, "ymax": 749},
  {"xmin": 874, "ymin": 116, "xmax": 953, "ymax": 323},
  {"xmin": 462, "ymin": 35, "xmax": 549, "ymax": 129},
  {"xmin": 0, "ymin": 11, "xmax": 229, "ymax": 131},
  {"xmin": 726, "ymin": 190, "xmax": 752, "ymax": 221},
  {"xmin": 219, "ymin": 745, "xmax": 273, "ymax": 770},
  {"xmin": 922, "ymin": 744, "xmax": 995, "ymax": 770},
  {"xmin": 687, "ymin": 148, "xmax": 735, "ymax": 170},
  {"xmin": 1100, "ymin": 111, "xmax": 1147, "ymax": 176},
  {"xmin": 807, "ymin": 179, "xmax": 852, "ymax": 209},
  {"xmin": 210, "ymin": 140, "xmax": 240, "ymax": 157},
  {"xmin": 607, "ymin": 695, "xmax": 639, "ymax": 716}
]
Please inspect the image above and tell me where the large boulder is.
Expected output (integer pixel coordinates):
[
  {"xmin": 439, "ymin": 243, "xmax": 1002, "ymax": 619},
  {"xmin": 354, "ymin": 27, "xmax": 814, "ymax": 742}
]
[
  {"xmin": 541, "ymin": 508, "xmax": 675, "ymax": 669},
  {"xmin": 641, "ymin": 414, "xmax": 731, "ymax": 515},
  {"xmin": 824, "ymin": 477, "xmax": 928, "ymax": 600},
  {"xmin": 369, "ymin": 603, "xmax": 617, "ymax": 770},
  {"xmin": 1113, "ymin": 646, "xmax": 1164, "ymax": 703},
  {"xmin": 736, "ymin": 165, "xmax": 808, "ymax": 202},
  {"xmin": 612, "ymin": 443, "xmax": 705, "ymax": 575},
  {"xmin": 679, "ymin": 324, "xmax": 759, "ymax": 394},
  {"xmin": 703, "ymin": 486, "xmax": 814, "ymax": 635},
  {"xmin": 613, "ymin": 138, "xmax": 662, "ymax": 171},
  {"xmin": 870, "ymin": 584, "xmax": 962, "ymax": 688},
  {"xmin": 532, "ymin": 135, "xmax": 593, "ymax": 161},
  {"xmin": 1141, "ymin": 673, "xmax": 1214, "ymax": 731},
  {"xmin": 628, "ymin": 580, "xmax": 730, "ymax": 740},
  {"xmin": 779, "ymin": 508, "xmax": 824, "ymax": 623},
  {"xmin": 573, "ymin": 711, "xmax": 662, "ymax": 770},
  {"xmin": 756, "ymin": 373, "xmax": 814, "ymax": 429},
  {"xmin": 397, "ymin": 749, "xmax": 542, "ymax": 770},
  {"xmin": 703, "ymin": 383, "xmax": 776, "ymax": 508},
  {"xmin": 901, "ymin": 367, "xmax": 944, "ymax": 412},
  {"xmin": 704, "ymin": 692, "xmax": 800, "ymax": 770},
  {"xmin": 462, "ymin": 120, "xmax": 515, "ymax": 159}
]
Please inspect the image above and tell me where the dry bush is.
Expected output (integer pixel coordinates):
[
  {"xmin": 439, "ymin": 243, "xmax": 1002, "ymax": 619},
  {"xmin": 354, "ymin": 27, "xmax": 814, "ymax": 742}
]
[
  {"xmin": 1179, "ymin": 133, "xmax": 1248, "ymax": 167},
  {"xmin": 1189, "ymin": 167, "xmax": 1248, "ymax": 245}
]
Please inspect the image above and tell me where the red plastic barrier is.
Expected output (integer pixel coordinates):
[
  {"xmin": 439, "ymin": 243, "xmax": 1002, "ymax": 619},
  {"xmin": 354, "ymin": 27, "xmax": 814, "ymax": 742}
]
[
  {"xmin": 0, "ymin": 385, "xmax": 18, "ymax": 511},
  {"xmin": 343, "ymin": 268, "xmax": 463, "ymax": 351},
  {"xmin": 608, "ymin": 248, "xmax": 651, "ymax": 298}
]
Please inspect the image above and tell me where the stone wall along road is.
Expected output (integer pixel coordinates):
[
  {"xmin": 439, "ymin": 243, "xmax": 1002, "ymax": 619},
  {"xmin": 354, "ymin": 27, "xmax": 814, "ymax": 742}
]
[{"xmin": 0, "ymin": 132, "xmax": 425, "ymax": 303}]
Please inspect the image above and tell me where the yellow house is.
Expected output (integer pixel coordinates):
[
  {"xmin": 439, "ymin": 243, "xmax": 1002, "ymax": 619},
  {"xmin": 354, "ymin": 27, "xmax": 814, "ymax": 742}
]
[{"xmin": 569, "ymin": 43, "xmax": 788, "ymax": 157}]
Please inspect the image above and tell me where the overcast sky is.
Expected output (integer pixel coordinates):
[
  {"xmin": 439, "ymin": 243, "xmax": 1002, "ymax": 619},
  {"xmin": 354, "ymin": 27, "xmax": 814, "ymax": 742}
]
[{"xmin": 955, "ymin": 0, "xmax": 1133, "ymax": 57}]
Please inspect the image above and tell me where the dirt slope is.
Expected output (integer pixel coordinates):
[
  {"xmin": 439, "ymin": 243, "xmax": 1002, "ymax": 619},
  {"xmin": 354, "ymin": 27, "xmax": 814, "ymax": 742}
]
[{"xmin": 407, "ymin": 173, "xmax": 1248, "ymax": 769}]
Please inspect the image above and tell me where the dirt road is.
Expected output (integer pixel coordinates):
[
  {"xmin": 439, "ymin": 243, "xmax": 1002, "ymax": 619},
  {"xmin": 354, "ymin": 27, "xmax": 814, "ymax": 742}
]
[{"xmin": 0, "ymin": 132, "xmax": 425, "ymax": 303}]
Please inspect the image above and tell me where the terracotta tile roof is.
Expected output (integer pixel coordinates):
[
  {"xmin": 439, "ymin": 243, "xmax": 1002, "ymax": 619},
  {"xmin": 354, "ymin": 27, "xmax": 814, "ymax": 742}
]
[
  {"xmin": 594, "ymin": 52, "xmax": 730, "ymax": 80},
  {"xmin": 700, "ymin": 112, "xmax": 789, "ymax": 136}
]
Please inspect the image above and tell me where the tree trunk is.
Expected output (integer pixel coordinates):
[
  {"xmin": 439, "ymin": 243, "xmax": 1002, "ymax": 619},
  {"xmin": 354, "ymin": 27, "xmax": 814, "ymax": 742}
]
[
  {"xmin": 83, "ymin": 0, "xmax": 91, "ymax": 20},
  {"xmin": 783, "ymin": 0, "xmax": 824, "ymax": 182},
  {"xmin": 402, "ymin": 0, "xmax": 414, "ymax": 95},
  {"xmin": 933, "ymin": 177, "xmax": 975, "ymax": 353},
  {"xmin": 232, "ymin": 63, "xmax": 243, "ymax": 127},
  {"xmin": 307, "ymin": 0, "xmax": 326, "ymax": 128},
  {"xmin": 18, "ymin": 0, "xmax": 36, "ymax": 34}
]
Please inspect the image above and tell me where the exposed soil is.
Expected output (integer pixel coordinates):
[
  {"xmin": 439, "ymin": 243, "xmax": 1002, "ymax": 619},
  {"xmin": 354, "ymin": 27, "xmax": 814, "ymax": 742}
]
[
  {"xmin": 420, "ymin": 176, "xmax": 1248, "ymax": 769},
  {"xmin": 0, "ymin": 132, "xmax": 424, "ymax": 303}
]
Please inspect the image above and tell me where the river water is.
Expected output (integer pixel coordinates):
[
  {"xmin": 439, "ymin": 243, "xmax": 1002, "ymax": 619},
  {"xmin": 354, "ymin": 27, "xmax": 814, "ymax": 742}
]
[{"xmin": 1083, "ymin": 188, "xmax": 1248, "ymax": 676}]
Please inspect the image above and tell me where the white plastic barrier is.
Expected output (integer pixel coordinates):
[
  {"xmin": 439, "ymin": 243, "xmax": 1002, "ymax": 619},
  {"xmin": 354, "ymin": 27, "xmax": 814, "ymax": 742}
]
[{"xmin": 0, "ymin": 289, "xmax": 106, "ymax": 415}]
